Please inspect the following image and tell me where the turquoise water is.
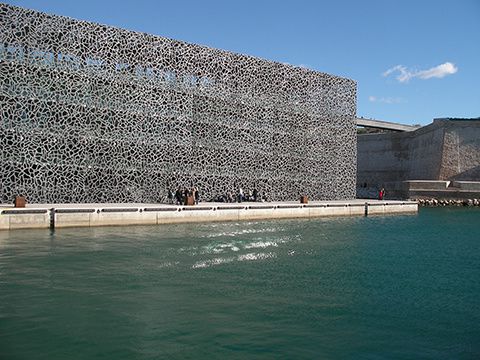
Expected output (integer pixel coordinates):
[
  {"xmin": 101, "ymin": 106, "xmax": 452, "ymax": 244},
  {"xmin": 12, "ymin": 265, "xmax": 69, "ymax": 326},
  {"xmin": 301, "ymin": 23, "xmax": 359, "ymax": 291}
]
[{"xmin": 1, "ymin": 207, "xmax": 479, "ymax": 359}]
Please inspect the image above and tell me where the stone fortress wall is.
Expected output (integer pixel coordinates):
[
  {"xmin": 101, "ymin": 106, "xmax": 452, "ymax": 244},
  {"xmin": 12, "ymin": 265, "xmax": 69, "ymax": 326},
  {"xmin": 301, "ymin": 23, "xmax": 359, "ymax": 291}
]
[
  {"xmin": 357, "ymin": 118, "xmax": 480, "ymax": 198},
  {"xmin": 0, "ymin": 3, "xmax": 356, "ymax": 203}
]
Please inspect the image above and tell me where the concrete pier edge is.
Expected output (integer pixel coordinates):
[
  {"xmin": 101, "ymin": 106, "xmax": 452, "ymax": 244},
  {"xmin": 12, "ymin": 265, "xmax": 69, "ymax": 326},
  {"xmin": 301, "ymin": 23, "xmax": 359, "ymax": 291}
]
[{"xmin": 0, "ymin": 200, "xmax": 418, "ymax": 231}]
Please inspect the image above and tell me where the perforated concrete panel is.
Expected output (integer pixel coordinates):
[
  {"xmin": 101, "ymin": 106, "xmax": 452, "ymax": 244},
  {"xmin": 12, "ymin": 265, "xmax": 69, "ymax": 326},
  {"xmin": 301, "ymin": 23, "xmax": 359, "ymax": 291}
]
[{"xmin": 0, "ymin": 3, "xmax": 356, "ymax": 203}]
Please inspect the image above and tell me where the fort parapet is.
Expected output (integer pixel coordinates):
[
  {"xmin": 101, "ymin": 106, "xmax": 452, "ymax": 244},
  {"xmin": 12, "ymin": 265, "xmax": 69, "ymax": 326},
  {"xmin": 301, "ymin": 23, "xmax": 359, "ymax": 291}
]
[{"xmin": 357, "ymin": 118, "xmax": 480, "ymax": 199}]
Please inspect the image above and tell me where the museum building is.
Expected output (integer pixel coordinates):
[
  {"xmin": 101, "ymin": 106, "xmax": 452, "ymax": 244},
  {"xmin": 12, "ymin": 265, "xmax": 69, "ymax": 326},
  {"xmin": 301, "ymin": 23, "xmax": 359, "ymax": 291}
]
[{"xmin": 0, "ymin": 3, "xmax": 356, "ymax": 203}]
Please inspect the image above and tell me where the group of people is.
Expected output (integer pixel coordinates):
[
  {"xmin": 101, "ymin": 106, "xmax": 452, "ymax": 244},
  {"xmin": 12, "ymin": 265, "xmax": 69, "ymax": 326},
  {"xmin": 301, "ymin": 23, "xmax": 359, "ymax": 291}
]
[
  {"xmin": 211, "ymin": 188, "xmax": 268, "ymax": 203},
  {"xmin": 168, "ymin": 186, "xmax": 386, "ymax": 203},
  {"xmin": 168, "ymin": 187, "xmax": 200, "ymax": 205},
  {"xmin": 167, "ymin": 186, "xmax": 268, "ymax": 205}
]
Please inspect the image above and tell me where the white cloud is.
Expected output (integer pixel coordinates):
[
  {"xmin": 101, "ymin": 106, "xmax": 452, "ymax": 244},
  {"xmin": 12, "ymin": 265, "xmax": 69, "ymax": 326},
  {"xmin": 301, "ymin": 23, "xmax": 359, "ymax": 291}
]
[
  {"xmin": 382, "ymin": 65, "xmax": 412, "ymax": 83},
  {"xmin": 383, "ymin": 62, "xmax": 458, "ymax": 83},
  {"xmin": 368, "ymin": 96, "xmax": 405, "ymax": 104},
  {"xmin": 417, "ymin": 62, "xmax": 458, "ymax": 79}
]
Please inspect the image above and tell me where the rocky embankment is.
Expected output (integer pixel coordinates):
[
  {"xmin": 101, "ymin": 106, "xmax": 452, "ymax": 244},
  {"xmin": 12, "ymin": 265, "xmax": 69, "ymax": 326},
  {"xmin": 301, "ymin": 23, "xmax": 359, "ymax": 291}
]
[{"xmin": 413, "ymin": 198, "xmax": 480, "ymax": 207}]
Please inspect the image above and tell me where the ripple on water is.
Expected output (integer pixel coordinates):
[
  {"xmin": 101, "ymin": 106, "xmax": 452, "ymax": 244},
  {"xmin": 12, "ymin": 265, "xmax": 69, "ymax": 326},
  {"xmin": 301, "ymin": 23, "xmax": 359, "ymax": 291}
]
[
  {"xmin": 192, "ymin": 252, "xmax": 277, "ymax": 269},
  {"xmin": 202, "ymin": 226, "xmax": 285, "ymax": 238},
  {"xmin": 192, "ymin": 257, "xmax": 236, "ymax": 269}
]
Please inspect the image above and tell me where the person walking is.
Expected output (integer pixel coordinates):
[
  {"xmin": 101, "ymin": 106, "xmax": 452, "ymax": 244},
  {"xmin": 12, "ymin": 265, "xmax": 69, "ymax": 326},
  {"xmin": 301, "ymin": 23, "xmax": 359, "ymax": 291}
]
[
  {"xmin": 238, "ymin": 187, "xmax": 244, "ymax": 203},
  {"xmin": 378, "ymin": 187, "xmax": 385, "ymax": 200},
  {"xmin": 175, "ymin": 188, "xmax": 182, "ymax": 205},
  {"xmin": 194, "ymin": 187, "xmax": 200, "ymax": 205}
]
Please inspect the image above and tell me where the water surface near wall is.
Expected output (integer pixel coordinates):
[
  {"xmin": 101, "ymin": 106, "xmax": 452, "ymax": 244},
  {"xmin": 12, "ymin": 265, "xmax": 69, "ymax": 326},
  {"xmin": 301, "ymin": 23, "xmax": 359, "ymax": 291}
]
[{"xmin": 1, "ymin": 208, "xmax": 479, "ymax": 359}]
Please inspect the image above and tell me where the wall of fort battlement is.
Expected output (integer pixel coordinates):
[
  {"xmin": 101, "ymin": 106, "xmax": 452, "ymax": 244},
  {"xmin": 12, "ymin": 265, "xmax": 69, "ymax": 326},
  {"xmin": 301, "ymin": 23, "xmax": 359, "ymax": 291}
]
[{"xmin": 357, "ymin": 119, "xmax": 480, "ymax": 198}]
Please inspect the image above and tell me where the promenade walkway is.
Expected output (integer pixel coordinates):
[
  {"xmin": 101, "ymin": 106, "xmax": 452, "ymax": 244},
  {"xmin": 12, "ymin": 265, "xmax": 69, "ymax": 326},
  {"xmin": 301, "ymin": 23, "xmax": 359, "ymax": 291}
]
[{"xmin": 0, "ymin": 199, "xmax": 418, "ymax": 231}]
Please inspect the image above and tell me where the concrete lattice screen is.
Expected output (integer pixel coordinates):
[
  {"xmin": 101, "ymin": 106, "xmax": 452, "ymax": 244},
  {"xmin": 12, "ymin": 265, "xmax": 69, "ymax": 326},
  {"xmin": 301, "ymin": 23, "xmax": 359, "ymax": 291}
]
[{"xmin": 0, "ymin": 4, "xmax": 356, "ymax": 203}]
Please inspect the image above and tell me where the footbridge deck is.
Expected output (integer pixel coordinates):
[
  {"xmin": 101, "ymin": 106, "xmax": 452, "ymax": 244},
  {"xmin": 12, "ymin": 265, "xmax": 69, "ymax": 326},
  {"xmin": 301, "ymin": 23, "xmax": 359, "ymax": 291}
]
[{"xmin": 356, "ymin": 118, "xmax": 420, "ymax": 132}]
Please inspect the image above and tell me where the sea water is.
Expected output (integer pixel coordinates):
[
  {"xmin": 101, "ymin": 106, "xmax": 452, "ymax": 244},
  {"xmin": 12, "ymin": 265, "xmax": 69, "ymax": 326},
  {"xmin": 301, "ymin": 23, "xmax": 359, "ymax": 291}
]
[{"xmin": 1, "ymin": 207, "xmax": 479, "ymax": 359}]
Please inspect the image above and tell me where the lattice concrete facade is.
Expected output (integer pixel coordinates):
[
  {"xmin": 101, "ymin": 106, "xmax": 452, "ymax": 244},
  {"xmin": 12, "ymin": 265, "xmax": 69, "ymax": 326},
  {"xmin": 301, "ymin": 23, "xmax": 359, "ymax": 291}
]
[{"xmin": 0, "ymin": 3, "xmax": 356, "ymax": 203}]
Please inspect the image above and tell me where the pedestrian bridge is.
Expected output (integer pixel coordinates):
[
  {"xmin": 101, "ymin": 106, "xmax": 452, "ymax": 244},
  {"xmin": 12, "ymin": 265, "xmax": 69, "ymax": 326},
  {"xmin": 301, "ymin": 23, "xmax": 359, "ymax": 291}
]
[{"xmin": 356, "ymin": 118, "xmax": 420, "ymax": 132}]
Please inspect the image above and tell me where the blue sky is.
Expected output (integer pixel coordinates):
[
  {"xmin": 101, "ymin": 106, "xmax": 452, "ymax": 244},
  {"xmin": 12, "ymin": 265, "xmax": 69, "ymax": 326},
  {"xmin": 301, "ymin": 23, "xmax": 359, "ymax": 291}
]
[{"xmin": 5, "ymin": 0, "xmax": 479, "ymax": 125}]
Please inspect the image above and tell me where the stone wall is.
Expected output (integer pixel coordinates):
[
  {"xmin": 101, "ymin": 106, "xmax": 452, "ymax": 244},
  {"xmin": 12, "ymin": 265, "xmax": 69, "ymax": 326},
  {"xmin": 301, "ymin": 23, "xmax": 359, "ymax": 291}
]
[
  {"xmin": 439, "ymin": 121, "xmax": 480, "ymax": 180},
  {"xmin": 357, "ymin": 119, "xmax": 480, "ymax": 198},
  {"xmin": 0, "ymin": 4, "xmax": 357, "ymax": 203}
]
